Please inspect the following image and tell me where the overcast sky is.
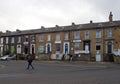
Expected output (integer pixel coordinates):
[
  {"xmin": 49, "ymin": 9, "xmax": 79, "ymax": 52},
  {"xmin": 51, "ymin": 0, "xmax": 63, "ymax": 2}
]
[{"xmin": 0, "ymin": 0, "xmax": 120, "ymax": 32}]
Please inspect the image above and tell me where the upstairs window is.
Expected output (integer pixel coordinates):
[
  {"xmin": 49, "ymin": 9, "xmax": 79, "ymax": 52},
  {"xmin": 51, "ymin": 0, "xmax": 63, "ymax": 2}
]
[
  {"xmin": 85, "ymin": 31, "xmax": 89, "ymax": 39},
  {"xmin": 96, "ymin": 29, "xmax": 101, "ymax": 38},
  {"xmin": 56, "ymin": 34, "xmax": 60, "ymax": 41},
  {"xmin": 39, "ymin": 35, "xmax": 44, "ymax": 42},
  {"xmin": 64, "ymin": 32, "xmax": 69, "ymax": 40},
  {"xmin": 25, "ymin": 36, "xmax": 29, "ymax": 42},
  {"xmin": 47, "ymin": 34, "xmax": 51, "ymax": 41},
  {"xmin": 31, "ymin": 36, "xmax": 35, "ymax": 42},
  {"xmin": 0, "ymin": 38, "xmax": 3, "ymax": 44},
  {"xmin": 11, "ymin": 37, "xmax": 15, "ymax": 43},
  {"xmin": 18, "ymin": 36, "xmax": 21, "ymax": 43},
  {"xmin": 6, "ymin": 37, "xmax": 9, "ymax": 44},
  {"xmin": 74, "ymin": 31, "xmax": 80, "ymax": 39},
  {"xmin": 107, "ymin": 29, "xmax": 112, "ymax": 37}
]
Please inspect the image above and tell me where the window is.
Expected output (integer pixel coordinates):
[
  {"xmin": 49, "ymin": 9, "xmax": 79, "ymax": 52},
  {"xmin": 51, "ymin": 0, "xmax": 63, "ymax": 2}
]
[
  {"xmin": 85, "ymin": 31, "xmax": 89, "ymax": 39},
  {"xmin": 107, "ymin": 29, "xmax": 112, "ymax": 37},
  {"xmin": 56, "ymin": 34, "xmax": 60, "ymax": 41},
  {"xmin": 25, "ymin": 36, "xmax": 28, "ymax": 42},
  {"xmin": 96, "ymin": 29, "xmax": 101, "ymax": 38},
  {"xmin": 47, "ymin": 34, "xmax": 51, "ymax": 41},
  {"xmin": 38, "ymin": 45, "xmax": 44, "ymax": 53},
  {"xmin": 96, "ymin": 43, "xmax": 101, "ymax": 50},
  {"xmin": 56, "ymin": 44, "xmax": 60, "ymax": 51},
  {"xmin": 18, "ymin": 36, "xmax": 21, "ymax": 43},
  {"xmin": 0, "ymin": 38, "xmax": 3, "ymax": 44},
  {"xmin": 64, "ymin": 33, "xmax": 69, "ymax": 40},
  {"xmin": 74, "ymin": 31, "xmax": 80, "ymax": 39},
  {"xmin": 74, "ymin": 43, "xmax": 80, "ymax": 50},
  {"xmin": 39, "ymin": 35, "xmax": 44, "ymax": 42},
  {"xmin": 6, "ymin": 37, "xmax": 9, "ymax": 44},
  {"xmin": 11, "ymin": 37, "xmax": 15, "ymax": 43},
  {"xmin": 31, "ymin": 36, "xmax": 35, "ymax": 42}
]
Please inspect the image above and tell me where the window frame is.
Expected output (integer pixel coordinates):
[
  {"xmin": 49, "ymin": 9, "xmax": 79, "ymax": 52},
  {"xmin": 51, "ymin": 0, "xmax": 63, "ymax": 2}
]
[
  {"xmin": 74, "ymin": 31, "xmax": 80, "ymax": 40},
  {"xmin": 96, "ymin": 29, "xmax": 101, "ymax": 38},
  {"xmin": 85, "ymin": 31, "xmax": 89, "ymax": 39},
  {"xmin": 56, "ymin": 33, "xmax": 60, "ymax": 41},
  {"xmin": 107, "ymin": 28, "xmax": 112, "ymax": 37}
]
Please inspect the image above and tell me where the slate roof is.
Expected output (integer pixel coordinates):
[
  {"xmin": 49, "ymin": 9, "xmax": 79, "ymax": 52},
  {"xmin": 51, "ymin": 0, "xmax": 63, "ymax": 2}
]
[{"xmin": 1, "ymin": 20, "xmax": 120, "ymax": 37}]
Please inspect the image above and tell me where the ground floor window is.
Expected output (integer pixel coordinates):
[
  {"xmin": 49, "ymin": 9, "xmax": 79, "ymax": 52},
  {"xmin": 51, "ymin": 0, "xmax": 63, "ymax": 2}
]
[
  {"xmin": 74, "ymin": 43, "xmax": 80, "ymax": 50},
  {"xmin": 56, "ymin": 44, "xmax": 60, "ymax": 52},
  {"xmin": 38, "ymin": 45, "xmax": 44, "ymax": 53}
]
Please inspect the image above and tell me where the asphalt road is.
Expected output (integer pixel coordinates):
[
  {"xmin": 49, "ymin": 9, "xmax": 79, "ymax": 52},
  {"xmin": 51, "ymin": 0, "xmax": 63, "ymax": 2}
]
[{"xmin": 0, "ymin": 60, "xmax": 120, "ymax": 84}]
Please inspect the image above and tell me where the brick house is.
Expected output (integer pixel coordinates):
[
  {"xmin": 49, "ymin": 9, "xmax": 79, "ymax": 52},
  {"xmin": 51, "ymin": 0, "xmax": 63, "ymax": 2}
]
[{"xmin": 0, "ymin": 12, "xmax": 120, "ymax": 61}]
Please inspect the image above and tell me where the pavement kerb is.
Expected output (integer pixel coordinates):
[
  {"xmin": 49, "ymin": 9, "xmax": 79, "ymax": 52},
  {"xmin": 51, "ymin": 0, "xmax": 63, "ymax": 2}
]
[{"xmin": 35, "ymin": 60, "xmax": 115, "ymax": 65}]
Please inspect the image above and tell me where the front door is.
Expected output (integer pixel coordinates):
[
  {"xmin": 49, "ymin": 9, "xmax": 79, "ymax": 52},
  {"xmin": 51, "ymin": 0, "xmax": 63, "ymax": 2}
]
[
  {"xmin": 17, "ymin": 45, "xmax": 21, "ymax": 54},
  {"xmin": 65, "ymin": 44, "xmax": 68, "ymax": 54},
  {"xmin": 107, "ymin": 41, "xmax": 112, "ymax": 54},
  {"xmin": 83, "ymin": 41, "xmax": 90, "ymax": 53},
  {"xmin": 47, "ymin": 44, "xmax": 50, "ymax": 53},
  {"xmin": 32, "ymin": 45, "xmax": 35, "ymax": 55},
  {"xmin": 106, "ymin": 41, "xmax": 114, "ymax": 61}
]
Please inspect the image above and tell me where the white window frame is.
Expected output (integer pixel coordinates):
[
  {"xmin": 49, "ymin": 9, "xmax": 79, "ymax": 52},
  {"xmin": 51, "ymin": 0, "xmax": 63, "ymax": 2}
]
[
  {"xmin": 25, "ymin": 36, "xmax": 29, "ymax": 42},
  {"xmin": 107, "ymin": 29, "xmax": 112, "ymax": 37},
  {"xmin": 39, "ymin": 35, "xmax": 44, "ymax": 42},
  {"xmin": 0, "ymin": 38, "xmax": 3, "ymax": 44},
  {"xmin": 6, "ymin": 37, "xmax": 9, "ymax": 44},
  {"xmin": 31, "ymin": 36, "xmax": 35, "ymax": 42},
  {"xmin": 11, "ymin": 37, "xmax": 15, "ymax": 43},
  {"xmin": 47, "ymin": 34, "xmax": 51, "ymax": 41},
  {"xmin": 85, "ymin": 31, "xmax": 89, "ymax": 39},
  {"xmin": 56, "ymin": 34, "xmax": 60, "ymax": 41},
  {"xmin": 64, "ymin": 33, "xmax": 69, "ymax": 40},
  {"xmin": 18, "ymin": 36, "xmax": 21, "ymax": 43},
  {"xmin": 96, "ymin": 29, "xmax": 101, "ymax": 38},
  {"xmin": 74, "ymin": 31, "xmax": 80, "ymax": 39}
]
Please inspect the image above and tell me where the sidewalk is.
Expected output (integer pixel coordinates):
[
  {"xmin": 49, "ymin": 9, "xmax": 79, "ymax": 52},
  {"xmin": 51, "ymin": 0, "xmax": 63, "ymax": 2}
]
[{"xmin": 36, "ymin": 60, "xmax": 115, "ymax": 65}]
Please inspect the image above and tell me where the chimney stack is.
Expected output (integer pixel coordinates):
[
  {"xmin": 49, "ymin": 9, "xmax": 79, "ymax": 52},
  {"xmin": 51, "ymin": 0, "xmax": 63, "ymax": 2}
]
[
  {"xmin": 56, "ymin": 25, "xmax": 59, "ymax": 28},
  {"xmin": 41, "ymin": 26, "xmax": 45, "ymax": 29},
  {"xmin": 90, "ymin": 20, "xmax": 93, "ymax": 23},
  {"xmin": 72, "ymin": 22, "xmax": 75, "ymax": 26},
  {"xmin": 109, "ymin": 12, "xmax": 113, "ymax": 22}
]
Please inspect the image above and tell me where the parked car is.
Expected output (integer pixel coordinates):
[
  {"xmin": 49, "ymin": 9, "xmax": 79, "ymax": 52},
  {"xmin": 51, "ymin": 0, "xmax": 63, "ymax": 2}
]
[
  {"xmin": 0, "ymin": 55, "xmax": 16, "ymax": 61},
  {"xmin": 0, "ymin": 55, "xmax": 9, "ymax": 61}
]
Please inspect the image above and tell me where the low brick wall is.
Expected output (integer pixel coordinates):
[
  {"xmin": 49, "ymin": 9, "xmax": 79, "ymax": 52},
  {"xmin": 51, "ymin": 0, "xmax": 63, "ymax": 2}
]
[
  {"xmin": 73, "ymin": 54, "xmax": 90, "ymax": 61},
  {"xmin": 114, "ymin": 56, "xmax": 120, "ymax": 63}
]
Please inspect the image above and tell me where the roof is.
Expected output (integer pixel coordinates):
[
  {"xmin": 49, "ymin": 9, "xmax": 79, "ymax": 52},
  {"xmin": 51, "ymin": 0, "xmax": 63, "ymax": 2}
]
[{"xmin": 1, "ymin": 20, "xmax": 120, "ymax": 37}]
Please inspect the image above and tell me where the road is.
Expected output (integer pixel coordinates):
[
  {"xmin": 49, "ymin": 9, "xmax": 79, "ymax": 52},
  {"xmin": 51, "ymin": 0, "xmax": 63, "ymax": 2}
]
[{"xmin": 0, "ymin": 60, "xmax": 120, "ymax": 84}]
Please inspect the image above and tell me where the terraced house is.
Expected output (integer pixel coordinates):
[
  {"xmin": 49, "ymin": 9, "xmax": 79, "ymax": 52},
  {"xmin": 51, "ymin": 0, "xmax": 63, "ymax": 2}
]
[{"xmin": 0, "ymin": 12, "xmax": 120, "ymax": 61}]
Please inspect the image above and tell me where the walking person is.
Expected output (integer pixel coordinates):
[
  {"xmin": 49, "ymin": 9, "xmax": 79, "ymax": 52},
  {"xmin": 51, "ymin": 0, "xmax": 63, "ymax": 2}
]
[{"xmin": 27, "ymin": 54, "xmax": 34, "ymax": 70}]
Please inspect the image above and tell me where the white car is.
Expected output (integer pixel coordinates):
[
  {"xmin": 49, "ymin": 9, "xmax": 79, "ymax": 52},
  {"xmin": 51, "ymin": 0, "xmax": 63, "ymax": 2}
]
[
  {"xmin": 0, "ymin": 55, "xmax": 16, "ymax": 61},
  {"xmin": 0, "ymin": 55, "xmax": 9, "ymax": 61}
]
